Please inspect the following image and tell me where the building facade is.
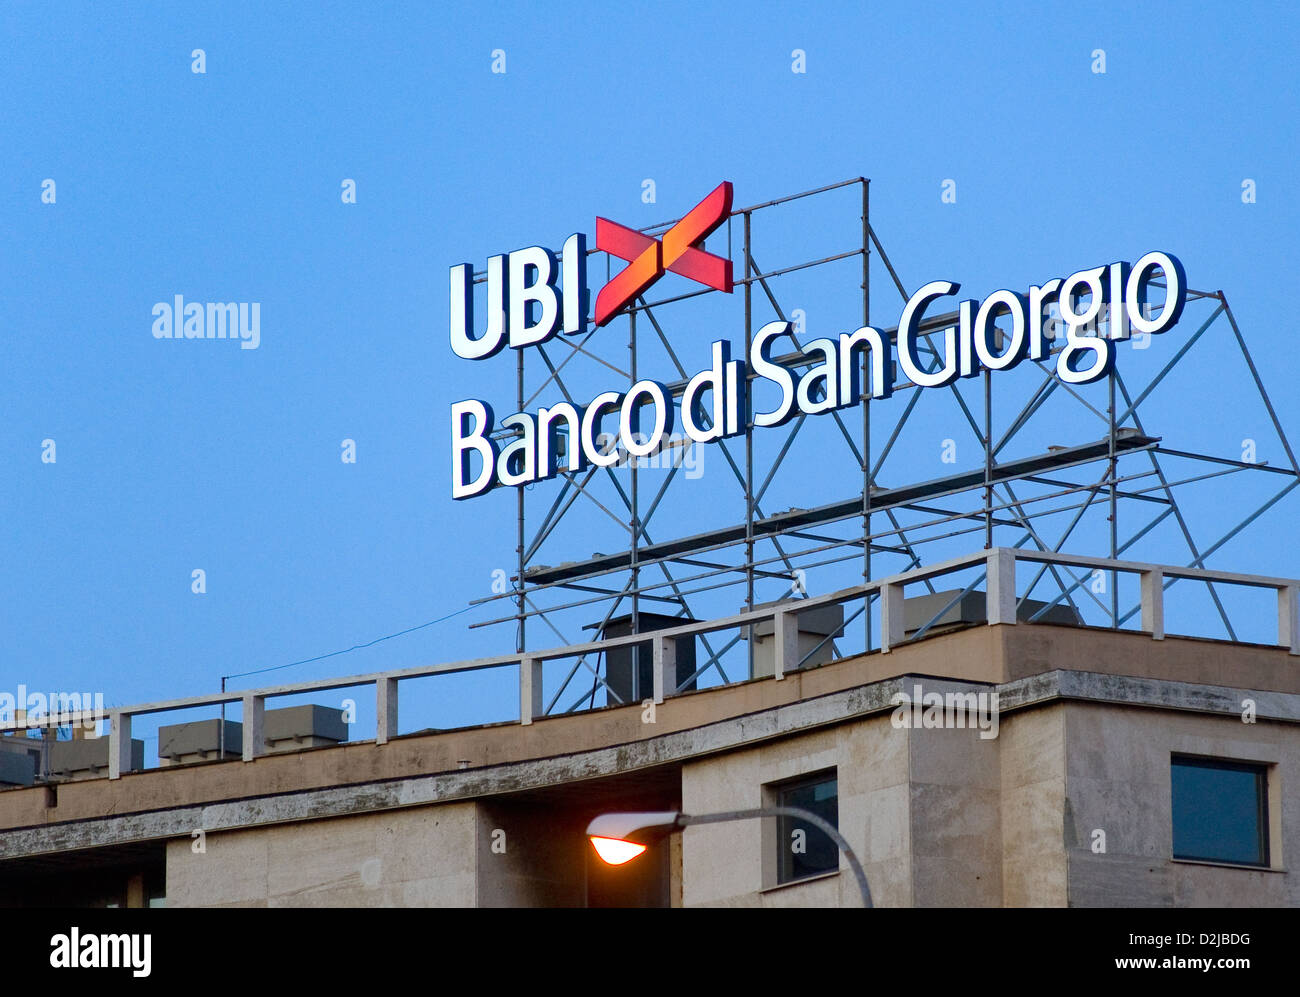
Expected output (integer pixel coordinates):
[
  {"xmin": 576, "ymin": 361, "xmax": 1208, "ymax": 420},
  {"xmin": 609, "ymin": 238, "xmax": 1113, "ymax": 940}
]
[{"xmin": 2, "ymin": 589, "xmax": 1296, "ymax": 906}]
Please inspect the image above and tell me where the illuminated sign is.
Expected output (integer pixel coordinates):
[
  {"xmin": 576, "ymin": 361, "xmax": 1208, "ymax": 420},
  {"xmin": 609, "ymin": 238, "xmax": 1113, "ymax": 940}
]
[
  {"xmin": 593, "ymin": 181, "xmax": 734, "ymax": 326},
  {"xmin": 449, "ymin": 184, "xmax": 1187, "ymax": 500}
]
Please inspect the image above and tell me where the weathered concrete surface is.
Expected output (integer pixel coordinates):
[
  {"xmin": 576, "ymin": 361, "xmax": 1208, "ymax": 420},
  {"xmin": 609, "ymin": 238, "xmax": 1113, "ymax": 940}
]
[
  {"xmin": 681, "ymin": 718, "xmax": 901, "ymax": 907},
  {"xmin": 166, "ymin": 804, "xmax": 480, "ymax": 907},
  {"xmin": 1062, "ymin": 703, "xmax": 1296, "ymax": 907},
  {"xmin": 908, "ymin": 720, "xmax": 1002, "ymax": 907},
  {"xmin": 999, "ymin": 705, "xmax": 1067, "ymax": 906},
  {"xmin": 0, "ymin": 676, "xmax": 918, "ymax": 860},
  {"xmin": 681, "ymin": 677, "xmax": 1011, "ymax": 908},
  {"xmin": 4, "ymin": 622, "xmax": 1300, "ymax": 907},
  {"xmin": 164, "ymin": 800, "xmax": 604, "ymax": 907},
  {"xmin": 475, "ymin": 801, "xmax": 587, "ymax": 907},
  {"xmin": 6, "ymin": 623, "xmax": 1296, "ymax": 838}
]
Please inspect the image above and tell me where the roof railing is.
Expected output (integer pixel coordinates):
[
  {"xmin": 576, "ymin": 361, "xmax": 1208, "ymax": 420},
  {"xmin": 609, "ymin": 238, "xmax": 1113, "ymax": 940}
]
[{"xmin": 4, "ymin": 547, "xmax": 1297, "ymax": 782}]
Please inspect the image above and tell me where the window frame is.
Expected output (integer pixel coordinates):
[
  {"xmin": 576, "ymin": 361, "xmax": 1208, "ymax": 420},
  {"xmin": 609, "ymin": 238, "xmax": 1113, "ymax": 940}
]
[
  {"xmin": 1170, "ymin": 754, "xmax": 1270, "ymax": 868},
  {"xmin": 770, "ymin": 767, "xmax": 840, "ymax": 887}
]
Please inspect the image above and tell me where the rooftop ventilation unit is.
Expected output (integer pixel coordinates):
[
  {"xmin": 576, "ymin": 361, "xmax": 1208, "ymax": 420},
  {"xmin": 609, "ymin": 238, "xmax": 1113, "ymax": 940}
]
[
  {"xmin": 157, "ymin": 706, "xmax": 348, "ymax": 766},
  {"xmin": 904, "ymin": 588, "xmax": 1083, "ymax": 638},
  {"xmin": 586, "ymin": 612, "xmax": 697, "ymax": 707},
  {"xmin": 47, "ymin": 736, "xmax": 145, "ymax": 781},
  {"xmin": 742, "ymin": 599, "xmax": 846, "ymax": 678}
]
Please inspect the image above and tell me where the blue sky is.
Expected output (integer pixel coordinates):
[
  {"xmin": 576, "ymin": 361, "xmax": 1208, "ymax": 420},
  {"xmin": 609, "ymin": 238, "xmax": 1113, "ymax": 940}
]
[{"xmin": 3, "ymin": 2, "xmax": 1297, "ymax": 749}]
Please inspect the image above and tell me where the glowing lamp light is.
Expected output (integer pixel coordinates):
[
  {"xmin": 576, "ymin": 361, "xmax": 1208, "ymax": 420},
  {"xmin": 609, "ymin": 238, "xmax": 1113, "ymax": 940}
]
[
  {"xmin": 585, "ymin": 807, "xmax": 874, "ymax": 906},
  {"xmin": 589, "ymin": 836, "xmax": 647, "ymax": 866},
  {"xmin": 585, "ymin": 811, "xmax": 683, "ymax": 866}
]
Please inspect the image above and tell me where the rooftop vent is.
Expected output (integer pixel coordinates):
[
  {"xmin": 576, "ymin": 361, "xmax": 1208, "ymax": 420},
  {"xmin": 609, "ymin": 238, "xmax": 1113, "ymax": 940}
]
[
  {"xmin": 48, "ymin": 735, "xmax": 145, "ymax": 781},
  {"xmin": 157, "ymin": 706, "xmax": 348, "ymax": 766},
  {"xmin": 904, "ymin": 588, "xmax": 1083, "ymax": 638},
  {"xmin": 585, "ymin": 612, "xmax": 697, "ymax": 706},
  {"xmin": 742, "ymin": 599, "xmax": 845, "ymax": 678}
]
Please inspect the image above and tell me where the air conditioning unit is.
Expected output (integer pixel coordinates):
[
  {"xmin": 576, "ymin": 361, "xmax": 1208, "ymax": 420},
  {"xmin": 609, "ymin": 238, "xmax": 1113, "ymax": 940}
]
[
  {"xmin": 586, "ymin": 612, "xmax": 697, "ymax": 706},
  {"xmin": 743, "ymin": 599, "xmax": 845, "ymax": 678}
]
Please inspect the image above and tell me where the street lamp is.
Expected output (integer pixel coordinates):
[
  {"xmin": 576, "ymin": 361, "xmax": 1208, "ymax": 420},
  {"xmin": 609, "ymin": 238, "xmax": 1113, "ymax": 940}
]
[{"xmin": 586, "ymin": 807, "xmax": 873, "ymax": 907}]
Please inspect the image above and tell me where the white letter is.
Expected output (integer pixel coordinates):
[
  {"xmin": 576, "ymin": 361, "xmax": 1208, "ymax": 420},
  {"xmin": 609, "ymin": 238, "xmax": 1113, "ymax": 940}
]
[
  {"xmin": 151, "ymin": 303, "xmax": 172, "ymax": 339},
  {"xmin": 796, "ymin": 339, "xmax": 840, "ymax": 415},
  {"xmin": 1056, "ymin": 267, "xmax": 1112, "ymax": 385},
  {"xmin": 619, "ymin": 382, "xmax": 673, "ymax": 458},
  {"xmin": 561, "ymin": 233, "xmax": 587, "ymax": 336},
  {"xmin": 239, "ymin": 303, "xmax": 260, "ymax": 350},
  {"xmin": 838, "ymin": 325, "xmax": 892, "ymax": 401},
  {"xmin": 538, "ymin": 402, "xmax": 583, "ymax": 476},
  {"xmin": 1126, "ymin": 251, "xmax": 1186, "ymax": 336},
  {"xmin": 496, "ymin": 412, "xmax": 537, "ymax": 487},
  {"xmin": 50, "ymin": 934, "xmax": 70, "ymax": 969},
  {"xmin": 973, "ymin": 290, "xmax": 1029, "ymax": 371},
  {"xmin": 451, "ymin": 399, "xmax": 497, "ymax": 499},
  {"xmin": 898, "ymin": 281, "xmax": 960, "ymax": 387},
  {"xmin": 1027, "ymin": 279, "xmax": 1063, "ymax": 360},
  {"xmin": 751, "ymin": 320, "xmax": 797, "ymax": 427},
  {"xmin": 508, "ymin": 246, "xmax": 562, "ymax": 349},
  {"xmin": 681, "ymin": 341, "xmax": 739, "ymax": 443},
  {"xmin": 581, "ymin": 392, "xmax": 622, "ymax": 468},
  {"xmin": 450, "ymin": 257, "xmax": 508, "ymax": 360}
]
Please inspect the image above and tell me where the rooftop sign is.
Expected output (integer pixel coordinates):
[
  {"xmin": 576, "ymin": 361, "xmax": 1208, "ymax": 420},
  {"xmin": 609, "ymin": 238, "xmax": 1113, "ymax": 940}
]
[{"xmin": 449, "ymin": 183, "xmax": 1187, "ymax": 500}]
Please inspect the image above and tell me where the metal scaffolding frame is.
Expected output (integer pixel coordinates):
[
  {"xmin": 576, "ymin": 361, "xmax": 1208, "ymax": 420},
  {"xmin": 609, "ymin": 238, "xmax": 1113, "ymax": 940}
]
[{"xmin": 463, "ymin": 177, "xmax": 1299, "ymax": 714}]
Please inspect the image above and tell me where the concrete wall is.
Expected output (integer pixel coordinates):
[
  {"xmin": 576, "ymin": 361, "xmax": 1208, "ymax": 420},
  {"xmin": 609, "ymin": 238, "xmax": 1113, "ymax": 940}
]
[
  {"xmin": 681, "ymin": 720, "xmax": 895, "ymax": 907},
  {"xmin": 681, "ymin": 696, "xmax": 1297, "ymax": 908},
  {"xmin": 165, "ymin": 803, "xmax": 480, "ymax": 907},
  {"xmin": 102, "ymin": 697, "xmax": 1300, "ymax": 907},
  {"xmin": 1063, "ymin": 703, "xmax": 1296, "ymax": 907},
  {"xmin": 680, "ymin": 703, "xmax": 1018, "ymax": 908},
  {"xmin": 164, "ymin": 799, "xmax": 596, "ymax": 908},
  {"xmin": 908, "ymin": 718, "xmax": 1003, "ymax": 906},
  {"xmin": 9, "ymin": 621, "xmax": 1298, "ymax": 908},
  {"xmin": 681, "ymin": 706, "xmax": 1010, "ymax": 908},
  {"xmin": 1000, "ymin": 705, "xmax": 1068, "ymax": 906},
  {"xmin": 7, "ymin": 625, "xmax": 1299, "ymax": 838},
  {"xmin": 475, "ymin": 802, "xmax": 587, "ymax": 907}
]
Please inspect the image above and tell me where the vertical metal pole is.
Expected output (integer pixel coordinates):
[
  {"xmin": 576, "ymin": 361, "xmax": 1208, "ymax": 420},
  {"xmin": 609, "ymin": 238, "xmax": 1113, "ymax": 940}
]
[
  {"xmin": 219, "ymin": 675, "xmax": 226, "ymax": 759},
  {"xmin": 861, "ymin": 179, "xmax": 872, "ymax": 651},
  {"xmin": 1109, "ymin": 365, "xmax": 1118, "ymax": 627},
  {"xmin": 517, "ymin": 344, "xmax": 526, "ymax": 655},
  {"xmin": 744, "ymin": 211, "xmax": 755, "ymax": 678},
  {"xmin": 983, "ymin": 368, "xmax": 992, "ymax": 549},
  {"xmin": 630, "ymin": 307, "xmax": 640, "ymax": 699}
]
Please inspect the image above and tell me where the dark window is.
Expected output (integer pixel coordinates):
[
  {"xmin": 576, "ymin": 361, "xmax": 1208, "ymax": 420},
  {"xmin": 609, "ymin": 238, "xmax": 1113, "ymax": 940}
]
[
  {"xmin": 777, "ymin": 770, "xmax": 838, "ymax": 884},
  {"xmin": 1171, "ymin": 756, "xmax": 1269, "ymax": 867}
]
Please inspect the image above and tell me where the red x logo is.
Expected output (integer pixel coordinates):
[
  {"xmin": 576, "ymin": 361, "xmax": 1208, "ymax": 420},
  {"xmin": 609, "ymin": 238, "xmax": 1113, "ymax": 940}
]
[{"xmin": 593, "ymin": 181, "xmax": 734, "ymax": 327}]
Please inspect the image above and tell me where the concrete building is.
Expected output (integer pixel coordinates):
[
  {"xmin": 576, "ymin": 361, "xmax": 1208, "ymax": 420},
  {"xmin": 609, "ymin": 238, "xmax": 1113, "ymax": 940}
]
[{"xmin": 1, "ymin": 549, "xmax": 1296, "ymax": 908}]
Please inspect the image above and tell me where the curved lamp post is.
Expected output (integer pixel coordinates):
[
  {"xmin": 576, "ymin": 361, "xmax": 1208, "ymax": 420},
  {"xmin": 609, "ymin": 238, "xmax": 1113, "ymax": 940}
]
[{"xmin": 586, "ymin": 808, "xmax": 872, "ymax": 907}]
